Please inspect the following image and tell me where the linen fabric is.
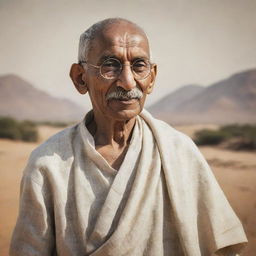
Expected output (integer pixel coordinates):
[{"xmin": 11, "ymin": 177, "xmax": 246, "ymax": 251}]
[{"xmin": 10, "ymin": 110, "xmax": 247, "ymax": 256}]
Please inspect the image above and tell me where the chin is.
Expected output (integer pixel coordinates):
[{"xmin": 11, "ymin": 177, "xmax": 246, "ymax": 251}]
[
  {"xmin": 107, "ymin": 99, "xmax": 144, "ymax": 121},
  {"xmin": 109, "ymin": 107, "xmax": 142, "ymax": 121}
]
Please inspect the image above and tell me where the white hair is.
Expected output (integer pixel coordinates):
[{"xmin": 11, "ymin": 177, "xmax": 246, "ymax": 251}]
[{"xmin": 78, "ymin": 18, "xmax": 148, "ymax": 63}]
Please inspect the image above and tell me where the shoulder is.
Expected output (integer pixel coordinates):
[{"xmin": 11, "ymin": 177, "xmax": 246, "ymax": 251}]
[
  {"xmin": 23, "ymin": 124, "xmax": 79, "ymax": 183},
  {"xmin": 140, "ymin": 109, "xmax": 195, "ymax": 145},
  {"xmin": 141, "ymin": 110, "xmax": 213, "ymax": 178},
  {"xmin": 140, "ymin": 109, "xmax": 204, "ymax": 161},
  {"xmin": 31, "ymin": 124, "xmax": 78, "ymax": 159}
]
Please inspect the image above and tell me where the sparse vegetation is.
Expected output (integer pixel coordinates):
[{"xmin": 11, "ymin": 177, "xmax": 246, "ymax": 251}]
[
  {"xmin": 194, "ymin": 124, "xmax": 256, "ymax": 151},
  {"xmin": 19, "ymin": 120, "xmax": 38, "ymax": 142},
  {"xmin": 194, "ymin": 129, "xmax": 228, "ymax": 145},
  {"xmin": 0, "ymin": 117, "xmax": 38, "ymax": 142},
  {"xmin": 36, "ymin": 121, "xmax": 70, "ymax": 128}
]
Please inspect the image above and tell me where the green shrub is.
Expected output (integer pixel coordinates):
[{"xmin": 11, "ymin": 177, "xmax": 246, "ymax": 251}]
[
  {"xmin": 194, "ymin": 129, "xmax": 229, "ymax": 145},
  {"xmin": 0, "ymin": 117, "xmax": 38, "ymax": 142},
  {"xmin": 36, "ymin": 121, "xmax": 70, "ymax": 127},
  {"xmin": 19, "ymin": 121, "xmax": 38, "ymax": 142},
  {"xmin": 194, "ymin": 124, "xmax": 256, "ymax": 150},
  {"xmin": 220, "ymin": 125, "xmax": 246, "ymax": 137},
  {"xmin": 0, "ymin": 117, "xmax": 22, "ymax": 140},
  {"xmin": 221, "ymin": 125, "xmax": 256, "ymax": 142}
]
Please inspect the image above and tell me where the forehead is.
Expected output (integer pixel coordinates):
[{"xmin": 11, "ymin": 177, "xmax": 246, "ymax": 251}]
[{"xmin": 87, "ymin": 22, "xmax": 150, "ymax": 61}]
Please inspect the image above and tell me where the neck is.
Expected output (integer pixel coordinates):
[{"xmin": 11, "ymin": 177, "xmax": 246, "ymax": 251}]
[{"xmin": 87, "ymin": 112, "xmax": 136, "ymax": 148}]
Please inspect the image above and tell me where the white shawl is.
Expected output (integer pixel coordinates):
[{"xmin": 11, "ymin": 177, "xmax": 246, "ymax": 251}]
[{"xmin": 10, "ymin": 110, "xmax": 247, "ymax": 256}]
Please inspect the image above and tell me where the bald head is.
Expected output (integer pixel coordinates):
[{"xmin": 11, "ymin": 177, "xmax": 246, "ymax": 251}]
[
  {"xmin": 71, "ymin": 18, "xmax": 157, "ymax": 121},
  {"xmin": 78, "ymin": 18, "xmax": 149, "ymax": 62}
]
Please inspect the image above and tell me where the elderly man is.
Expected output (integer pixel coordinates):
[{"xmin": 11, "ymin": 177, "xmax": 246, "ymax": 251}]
[{"xmin": 10, "ymin": 18, "xmax": 247, "ymax": 256}]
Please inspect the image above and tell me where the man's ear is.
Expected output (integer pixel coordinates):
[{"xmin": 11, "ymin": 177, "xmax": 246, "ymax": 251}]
[
  {"xmin": 146, "ymin": 64, "xmax": 157, "ymax": 94},
  {"xmin": 70, "ymin": 63, "xmax": 88, "ymax": 94}
]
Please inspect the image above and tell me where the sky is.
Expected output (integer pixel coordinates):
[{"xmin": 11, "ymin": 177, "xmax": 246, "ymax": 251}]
[{"xmin": 0, "ymin": 0, "xmax": 256, "ymax": 110}]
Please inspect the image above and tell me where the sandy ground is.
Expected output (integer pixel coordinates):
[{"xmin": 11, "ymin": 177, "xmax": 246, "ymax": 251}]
[
  {"xmin": 0, "ymin": 126, "xmax": 61, "ymax": 256},
  {"xmin": 0, "ymin": 125, "xmax": 255, "ymax": 255}
]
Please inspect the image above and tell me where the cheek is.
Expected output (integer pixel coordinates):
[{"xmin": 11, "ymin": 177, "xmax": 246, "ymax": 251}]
[
  {"xmin": 139, "ymin": 80, "xmax": 152, "ymax": 95},
  {"xmin": 89, "ymin": 81, "xmax": 113, "ymax": 106}
]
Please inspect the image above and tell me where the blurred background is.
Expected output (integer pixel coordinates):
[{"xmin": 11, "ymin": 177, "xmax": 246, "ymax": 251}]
[{"xmin": 0, "ymin": 0, "xmax": 255, "ymax": 255}]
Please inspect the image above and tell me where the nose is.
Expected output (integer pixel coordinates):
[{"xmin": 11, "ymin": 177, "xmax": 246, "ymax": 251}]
[{"xmin": 116, "ymin": 64, "xmax": 136, "ymax": 90}]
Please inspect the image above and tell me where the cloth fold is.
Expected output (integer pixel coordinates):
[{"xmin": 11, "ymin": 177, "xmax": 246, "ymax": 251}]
[
  {"xmin": 10, "ymin": 109, "xmax": 247, "ymax": 256},
  {"xmin": 140, "ymin": 110, "xmax": 247, "ymax": 255}
]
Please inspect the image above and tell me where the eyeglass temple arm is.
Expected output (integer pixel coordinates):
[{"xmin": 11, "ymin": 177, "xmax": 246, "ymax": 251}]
[{"xmin": 79, "ymin": 61, "xmax": 100, "ymax": 69}]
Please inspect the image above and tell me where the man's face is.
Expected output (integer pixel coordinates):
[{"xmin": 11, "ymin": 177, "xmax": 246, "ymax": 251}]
[{"xmin": 82, "ymin": 22, "xmax": 156, "ymax": 121}]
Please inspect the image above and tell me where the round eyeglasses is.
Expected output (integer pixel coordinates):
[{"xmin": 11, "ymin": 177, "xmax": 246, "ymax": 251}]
[{"xmin": 80, "ymin": 58, "xmax": 153, "ymax": 80}]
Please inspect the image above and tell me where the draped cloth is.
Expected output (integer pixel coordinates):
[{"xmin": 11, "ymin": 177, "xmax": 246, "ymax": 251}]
[{"xmin": 10, "ymin": 110, "xmax": 247, "ymax": 256}]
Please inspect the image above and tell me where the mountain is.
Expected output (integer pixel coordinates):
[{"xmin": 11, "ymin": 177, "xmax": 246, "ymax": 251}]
[
  {"xmin": 0, "ymin": 74, "xmax": 85, "ymax": 122},
  {"xmin": 148, "ymin": 84, "xmax": 205, "ymax": 113},
  {"xmin": 149, "ymin": 69, "xmax": 256, "ymax": 124}
]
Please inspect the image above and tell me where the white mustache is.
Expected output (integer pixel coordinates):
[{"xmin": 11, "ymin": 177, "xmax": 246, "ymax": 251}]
[{"xmin": 106, "ymin": 87, "xmax": 143, "ymax": 101}]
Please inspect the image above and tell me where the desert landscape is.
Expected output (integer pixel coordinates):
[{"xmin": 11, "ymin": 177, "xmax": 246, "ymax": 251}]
[
  {"xmin": 1, "ymin": 1, "xmax": 255, "ymax": 254},
  {"xmin": 0, "ymin": 125, "xmax": 255, "ymax": 256}
]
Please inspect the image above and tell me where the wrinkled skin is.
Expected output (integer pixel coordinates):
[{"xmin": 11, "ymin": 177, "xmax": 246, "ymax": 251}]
[{"xmin": 70, "ymin": 21, "xmax": 157, "ymax": 169}]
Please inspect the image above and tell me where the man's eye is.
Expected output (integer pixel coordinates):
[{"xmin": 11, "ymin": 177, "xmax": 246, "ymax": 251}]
[
  {"xmin": 133, "ymin": 61, "xmax": 148, "ymax": 72},
  {"xmin": 134, "ymin": 61, "xmax": 147, "ymax": 67},
  {"xmin": 103, "ymin": 60, "xmax": 120, "ymax": 68}
]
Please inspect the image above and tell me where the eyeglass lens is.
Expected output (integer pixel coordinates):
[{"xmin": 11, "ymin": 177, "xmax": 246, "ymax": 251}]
[{"xmin": 100, "ymin": 58, "xmax": 151, "ymax": 79}]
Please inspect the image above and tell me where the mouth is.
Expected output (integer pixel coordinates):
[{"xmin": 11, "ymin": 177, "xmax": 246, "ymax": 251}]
[{"xmin": 108, "ymin": 97, "xmax": 139, "ymax": 105}]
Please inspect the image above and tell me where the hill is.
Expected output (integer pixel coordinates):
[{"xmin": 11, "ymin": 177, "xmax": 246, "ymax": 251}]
[
  {"xmin": 0, "ymin": 74, "xmax": 85, "ymax": 122},
  {"xmin": 149, "ymin": 69, "xmax": 256, "ymax": 124},
  {"xmin": 149, "ymin": 84, "xmax": 204, "ymax": 113}
]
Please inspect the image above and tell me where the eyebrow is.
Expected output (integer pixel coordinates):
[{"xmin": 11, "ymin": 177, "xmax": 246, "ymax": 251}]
[
  {"xmin": 98, "ymin": 54, "xmax": 150, "ymax": 64},
  {"xmin": 98, "ymin": 54, "xmax": 118, "ymax": 63}
]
